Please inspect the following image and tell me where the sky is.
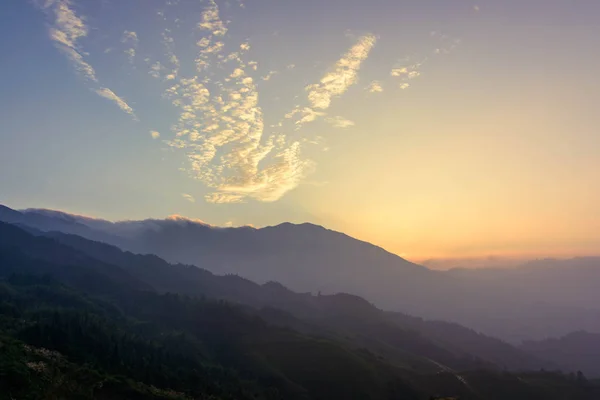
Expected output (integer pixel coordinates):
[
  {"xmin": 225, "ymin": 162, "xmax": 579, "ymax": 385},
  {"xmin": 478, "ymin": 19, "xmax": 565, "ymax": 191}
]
[{"xmin": 1, "ymin": 0, "xmax": 600, "ymax": 268}]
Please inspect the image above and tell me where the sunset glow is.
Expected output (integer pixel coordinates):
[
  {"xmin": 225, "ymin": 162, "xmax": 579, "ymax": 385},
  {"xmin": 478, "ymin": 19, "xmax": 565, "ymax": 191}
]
[{"xmin": 1, "ymin": 0, "xmax": 599, "ymax": 267}]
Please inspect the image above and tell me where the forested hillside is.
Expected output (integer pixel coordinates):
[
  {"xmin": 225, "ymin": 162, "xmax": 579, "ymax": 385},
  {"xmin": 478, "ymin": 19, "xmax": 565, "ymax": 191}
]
[
  {"xmin": 15, "ymin": 223, "xmax": 548, "ymax": 372},
  {"xmin": 1, "ymin": 221, "xmax": 599, "ymax": 399}
]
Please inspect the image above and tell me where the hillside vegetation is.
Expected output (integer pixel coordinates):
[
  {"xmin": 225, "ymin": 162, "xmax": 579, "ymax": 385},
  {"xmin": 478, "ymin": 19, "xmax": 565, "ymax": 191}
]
[{"xmin": 1, "ymin": 221, "xmax": 599, "ymax": 399}]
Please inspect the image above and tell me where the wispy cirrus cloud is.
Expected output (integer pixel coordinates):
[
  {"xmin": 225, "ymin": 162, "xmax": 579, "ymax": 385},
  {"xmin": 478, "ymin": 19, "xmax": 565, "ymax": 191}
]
[
  {"xmin": 326, "ymin": 116, "xmax": 355, "ymax": 129},
  {"xmin": 169, "ymin": 33, "xmax": 376, "ymax": 203},
  {"xmin": 431, "ymin": 31, "xmax": 461, "ymax": 55},
  {"xmin": 149, "ymin": 61, "xmax": 165, "ymax": 79},
  {"xmin": 306, "ymin": 34, "xmax": 377, "ymax": 110},
  {"xmin": 204, "ymin": 141, "xmax": 313, "ymax": 203},
  {"xmin": 159, "ymin": 0, "xmax": 314, "ymax": 204},
  {"xmin": 33, "ymin": 2, "xmax": 383, "ymax": 204},
  {"xmin": 164, "ymin": 69, "xmax": 312, "ymax": 203},
  {"xmin": 181, "ymin": 193, "xmax": 196, "ymax": 203},
  {"xmin": 391, "ymin": 66, "xmax": 421, "ymax": 78},
  {"xmin": 43, "ymin": 0, "xmax": 96, "ymax": 82},
  {"xmin": 121, "ymin": 30, "xmax": 138, "ymax": 64},
  {"xmin": 148, "ymin": 29, "xmax": 180, "ymax": 81},
  {"xmin": 390, "ymin": 58, "xmax": 425, "ymax": 90},
  {"xmin": 261, "ymin": 70, "xmax": 278, "ymax": 81},
  {"xmin": 198, "ymin": 0, "xmax": 227, "ymax": 36},
  {"xmin": 367, "ymin": 80, "xmax": 384, "ymax": 93},
  {"xmin": 284, "ymin": 107, "xmax": 325, "ymax": 128},
  {"xmin": 390, "ymin": 62, "xmax": 423, "ymax": 90},
  {"xmin": 38, "ymin": 0, "xmax": 136, "ymax": 119},
  {"xmin": 96, "ymin": 88, "xmax": 137, "ymax": 119},
  {"xmin": 145, "ymin": 26, "xmax": 179, "ymax": 81},
  {"xmin": 283, "ymin": 34, "xmax": 377, "ymax": 130},
  {"xmin": 387, "ymin": 33, "xmax": 460, "ymax": 91}
]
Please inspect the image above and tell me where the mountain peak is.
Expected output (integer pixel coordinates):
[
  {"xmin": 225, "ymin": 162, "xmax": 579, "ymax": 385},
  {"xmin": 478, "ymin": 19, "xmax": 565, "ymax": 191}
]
[
  {"xmin": 271, "ymin": 221, "xmax": 326, "ymax": 231},
  {"xmin": 22, "ymin": 208, "xmax": 83, "ymax": 223}
]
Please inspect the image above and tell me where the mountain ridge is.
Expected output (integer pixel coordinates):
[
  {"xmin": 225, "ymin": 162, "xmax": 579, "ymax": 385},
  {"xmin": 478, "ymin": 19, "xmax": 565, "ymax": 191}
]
[
  {"xmin": 0, "ymin": 220, "xmax": 549, "ymax": 374},
  {"xmin": 2, "ymin": 215, "xmax": 600, "ymax": 385},
  {"xmin": 18, "ymin": 206, "xmax": 422, "ymax": 270},
  {"xmin": 3, "ymin": 204, "xmax": 600, "ymax": 343}
]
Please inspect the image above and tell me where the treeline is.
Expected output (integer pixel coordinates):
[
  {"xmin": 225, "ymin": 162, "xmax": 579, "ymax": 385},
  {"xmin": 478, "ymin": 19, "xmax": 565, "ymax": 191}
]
[
  {"xmin": 1, "ymin": 273, "xmax": 597, "ymax": 400},
  {"xmin": 0, "ymin": 274, "xmax": 418, "ymax": 399}
]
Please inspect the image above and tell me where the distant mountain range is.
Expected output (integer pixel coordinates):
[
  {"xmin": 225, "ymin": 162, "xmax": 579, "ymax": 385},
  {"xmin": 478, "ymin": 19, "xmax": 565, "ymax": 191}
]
[
  {"xmin": 3, "ymin": 220, "xmax": 599, "ymax": 399},
  {"xmin": 0, "ymin": 221, "xmax": 543, "ymax": 372},
  {"xmin": 2, "ymin": 204, "xmax": 600, "ymax": 345},
  {"xmin": 521, "ymin": 331, "xmax": 600, "ymax": 378}
]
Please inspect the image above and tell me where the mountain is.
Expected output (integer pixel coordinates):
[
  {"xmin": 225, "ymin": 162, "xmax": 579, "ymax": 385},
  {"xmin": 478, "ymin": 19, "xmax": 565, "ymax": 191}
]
[
  {"xmin": 1, "ymin": 207, "xmax": 456, "ymax": 314},
  {"xmin": 0, "ymin": 204, "xmax": 124, "ymax": 246},
  {"xmin": 520, "ymin": 331, "xmax": 600, "ymax": 378},
  {"xmin": 9, "ymin": 222, "xmax": 546, "ymax": 373},
  {"xmin": 1, "ymin": 221, "xmax": 598, "ymax": 399},
  {"xmin": 0, "ymin": 221, "xmax": 151, "ymax": 295},
  {"xmin": 3, "ymin": 205, "xmax": 600, "ymax": 342},
  {"xmin": 446, "ymin": 259, "xmax": 600, "ymax": 342},
  {"xmin": 447, "ymin": 257, "xmax": 600, "ymax": 309}
]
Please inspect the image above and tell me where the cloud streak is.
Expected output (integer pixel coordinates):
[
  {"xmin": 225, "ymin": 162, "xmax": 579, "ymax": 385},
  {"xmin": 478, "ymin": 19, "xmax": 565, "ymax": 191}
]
[
  {"xmin": 96, "ymin": 88, "xmax": 137, "ymax": 119},
  {"xmin": 306, "ymin": 34, "xmax": 377, "ymax": 110},
  {"xmin": 34, "ymin": 2, "xmax": 382, "ymax": 204},
  {"xmin": 39, "ymin": 0, "xmax": 136, "ymax": 119},
  {"xmin": 283, "ymin": 34, "xmax": 377, "ymax": 131},
  {"xmin": 326, "ymin": 116, "xmax": 355, "ymax": 129},
  {"xmin": 261, "ymin": 70, "xmax": 278, "ymax": 81},
  {"xmin": 45, "ymin": 0, "xmax": 96, "ymax": 82},
  {"xmin": 181, "ymin": 193, "xmax": 196, "ymax": 203}
]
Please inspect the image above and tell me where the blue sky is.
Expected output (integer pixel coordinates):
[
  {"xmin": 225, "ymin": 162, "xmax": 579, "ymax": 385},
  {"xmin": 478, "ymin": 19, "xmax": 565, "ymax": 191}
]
[{"xmin": 1, "ymin": 0, "xmax": 600, "ymax": 264}]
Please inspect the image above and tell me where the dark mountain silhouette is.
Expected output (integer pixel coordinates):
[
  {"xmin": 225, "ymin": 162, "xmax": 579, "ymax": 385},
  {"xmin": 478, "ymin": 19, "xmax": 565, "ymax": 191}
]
[
  {"xmin": 3, "ymin": 204, "xmax": 600, "ymax": 342},
  {"xmin": 0, "ymin": 204, "xmax": 123, "ymax": 245},
  {"xmin": 0, "ymin": 221, "xmax": 150, "ymax": 295},
  {"xmin": 2, "ymin": 221, "xmax": 599, "ymax": 399},
  {"xmin": 0, "ymin": 221, "xmax": 546, "ymax": 372},
  {"xmin": 24, "ymin": 223, "xmax": 549, "ymax": 372}
]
